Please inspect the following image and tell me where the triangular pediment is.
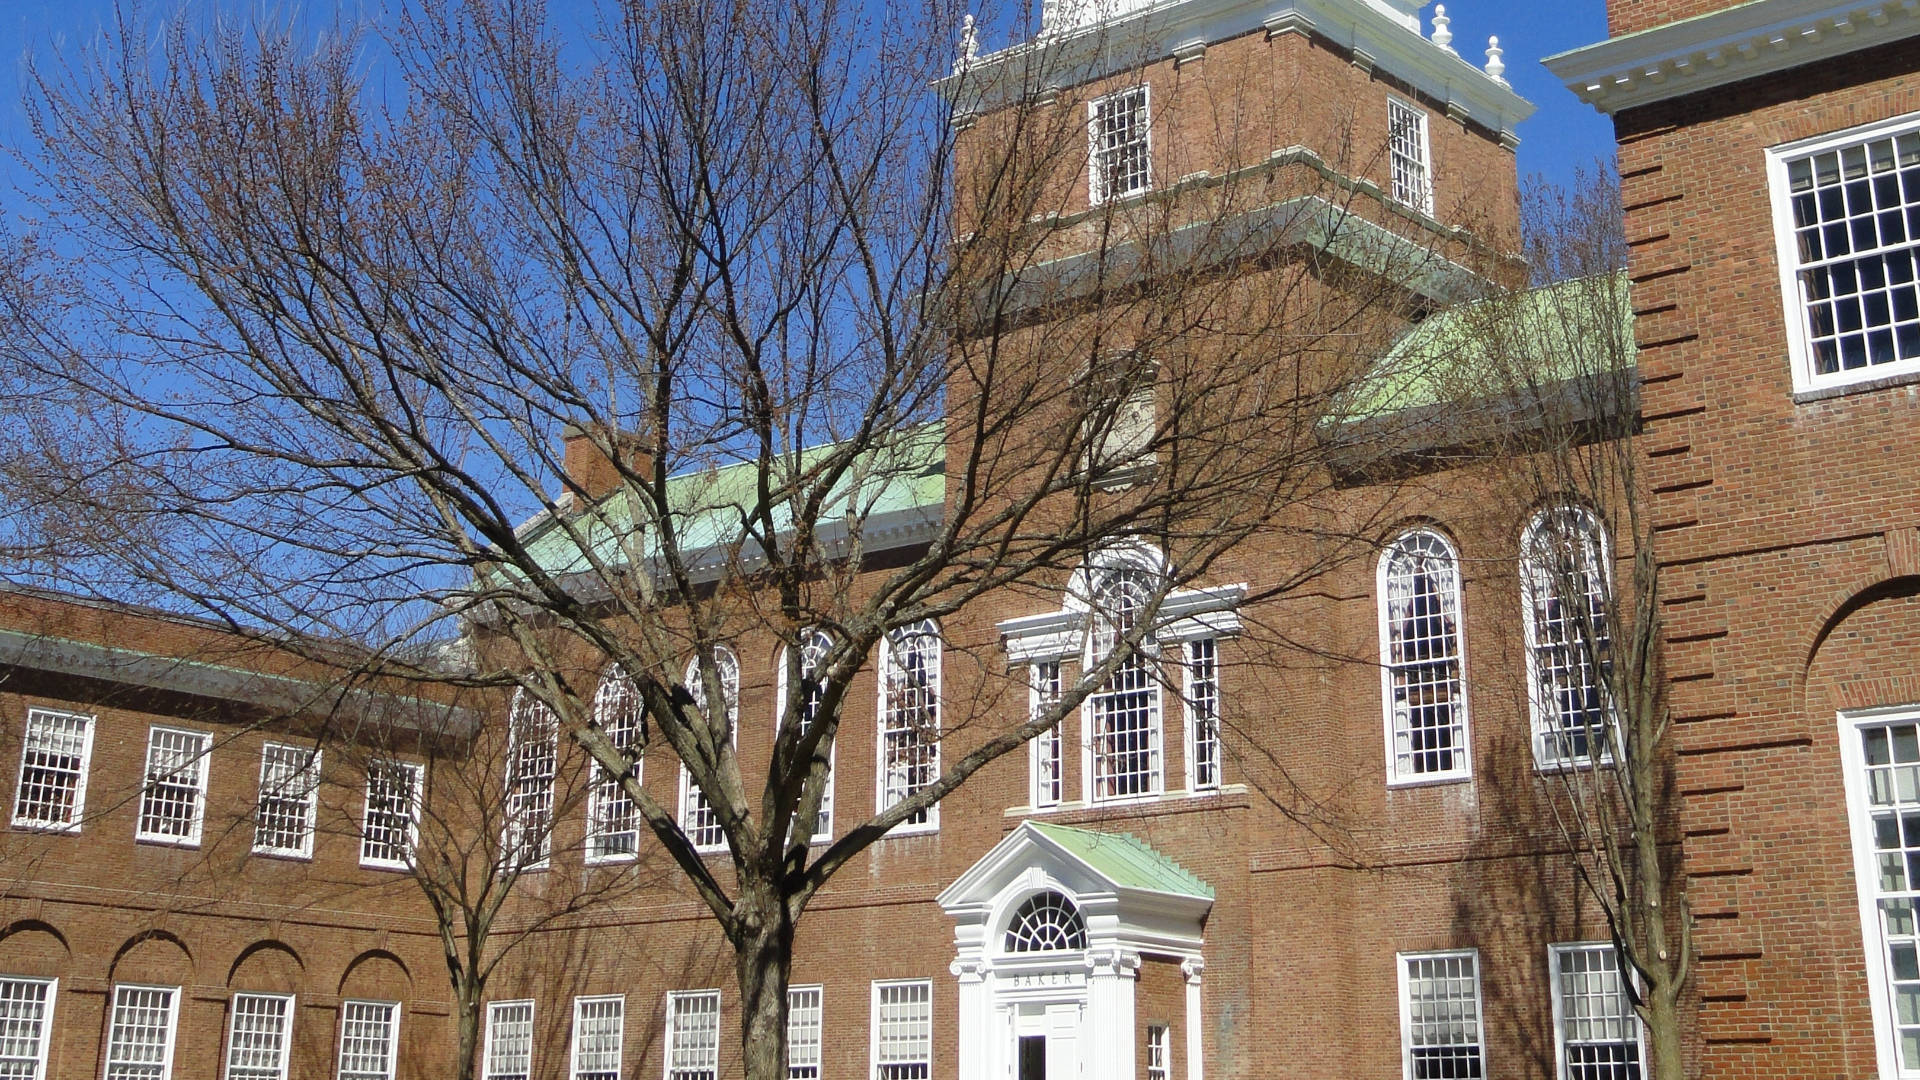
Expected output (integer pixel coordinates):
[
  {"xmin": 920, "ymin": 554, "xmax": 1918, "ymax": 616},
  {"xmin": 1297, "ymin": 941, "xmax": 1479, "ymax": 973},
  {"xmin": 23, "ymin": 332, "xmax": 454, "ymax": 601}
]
[{"xmin": 938, "ymin": 821, "xmax": 1213, "ymax": 916}]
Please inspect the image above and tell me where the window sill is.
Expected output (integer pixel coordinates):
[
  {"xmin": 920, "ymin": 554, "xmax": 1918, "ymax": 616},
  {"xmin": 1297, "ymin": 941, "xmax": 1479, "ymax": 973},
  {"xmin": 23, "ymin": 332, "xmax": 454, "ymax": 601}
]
[
  {"xmin": 1384, "ymin": 773, "xmax": 1472, "ymax": 790},
  {"xmin": 134, "ymin": 833, "xmax": 202, "ymax": 849},
  {"xmin": 883, "ymin": 822, "xmax": 940, "ymax": 839},
  {"xmin": 584, "ymin": 852, "xmax": 640, "ymax": 867},
  {"xmin": 10, "ymin": 820, "xmax": 81, "ymax": 834},
  {"xmin": 1791, "ymin": 364, "xmax": 1920, "ymax": 403},
  {"xmin": 1006, "ymin": 785, "xmax": 1249, "ymax": 822},
  {"xmin": 249, "ymin": 847, "xmax": 314, "ymax": 863},
  {"xmin": 359, "ymin": 860, "xmax": 412, "ymax": 873}
]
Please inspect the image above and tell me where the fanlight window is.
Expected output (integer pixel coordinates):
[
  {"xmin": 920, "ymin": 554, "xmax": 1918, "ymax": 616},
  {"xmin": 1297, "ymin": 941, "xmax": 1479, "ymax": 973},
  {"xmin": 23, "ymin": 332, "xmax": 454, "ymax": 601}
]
[{"xmin": 1003, "ymin": 891, "xmax": 1088, "ymax": 953}]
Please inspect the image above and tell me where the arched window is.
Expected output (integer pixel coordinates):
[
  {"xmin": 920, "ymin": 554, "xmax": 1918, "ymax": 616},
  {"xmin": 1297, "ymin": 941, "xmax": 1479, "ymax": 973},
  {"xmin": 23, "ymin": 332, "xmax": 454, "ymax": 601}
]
[
  {"xmin": 1003, "ymin": 891, "xmax": 1087, "ymax": 953},
  {"xmin": 586, "ymin": 664, "xmax": 644, "ymax": 862},
  {"xmin": 1379, "ymin": 530, "xmax": 1469, "ymax": 782},
  {"xmin": 679, "ymin": 646, "xmax": 739, "ymax": 852},
  {"xmin": 504, "ymin": 689, "xmax": 557, "ymax": 869},
  {"xmin": 780, "ymin": 629, "xmax": 835, "ymax": 841},
  {"xmin": 1087, "ymin": 567, "xmax": 1163, "ymax": 801},
  {"xmin": 879, "ymin": 620, "xmax": 941, "ymax": 830},
  {"xmin": 1520, "ymin": 506, "xmax": 1614, "ymax": 768}
]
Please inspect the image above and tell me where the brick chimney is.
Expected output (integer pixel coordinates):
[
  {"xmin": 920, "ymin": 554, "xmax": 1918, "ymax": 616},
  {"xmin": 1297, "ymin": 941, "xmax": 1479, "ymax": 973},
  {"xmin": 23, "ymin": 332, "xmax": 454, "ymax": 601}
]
[{"xmin": 559, "ymin": 424, "xmax": 654, "ymax": 505}]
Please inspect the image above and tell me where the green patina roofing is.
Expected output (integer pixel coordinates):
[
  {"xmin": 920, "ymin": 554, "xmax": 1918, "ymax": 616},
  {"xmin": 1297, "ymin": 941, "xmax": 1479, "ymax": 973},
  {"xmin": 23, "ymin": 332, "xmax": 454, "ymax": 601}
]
[
  {"xmin": 520, "ymin": 422, "xmax": 946, "ymax": 577},
  {"xmin": 1338, "ymin": 270, "xmax": 1636, "ymax": 421},
  {"xmin": 1030, "ymin": 821, "xmax": 1214, "ymax": 899}
]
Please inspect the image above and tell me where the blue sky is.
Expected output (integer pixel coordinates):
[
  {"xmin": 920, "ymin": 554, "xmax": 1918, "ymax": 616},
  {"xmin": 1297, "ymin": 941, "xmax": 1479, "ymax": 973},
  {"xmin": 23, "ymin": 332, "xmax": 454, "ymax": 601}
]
[{"xmin": 0, "ymin": 0, "xmax": 1617, "ymax": 220}]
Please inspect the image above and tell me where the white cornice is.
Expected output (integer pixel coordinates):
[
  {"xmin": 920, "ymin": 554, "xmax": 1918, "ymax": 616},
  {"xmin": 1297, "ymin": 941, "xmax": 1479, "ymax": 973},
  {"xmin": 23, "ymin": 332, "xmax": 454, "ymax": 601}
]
[
  {"xmin": 941, "ymin": 0, "xmax": 1533, "ymax": 140},
  {"xmin": 1545, "ymin": 0, "xmax": 1920, "ymax": 115}
]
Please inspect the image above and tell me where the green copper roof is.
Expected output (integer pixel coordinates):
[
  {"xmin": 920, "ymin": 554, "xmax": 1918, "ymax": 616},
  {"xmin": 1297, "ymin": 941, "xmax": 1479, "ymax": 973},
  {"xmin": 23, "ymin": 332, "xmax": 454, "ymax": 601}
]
[{"xmin": 1029, "ymin": 821, "xmax": 1214, "ymax": 899}]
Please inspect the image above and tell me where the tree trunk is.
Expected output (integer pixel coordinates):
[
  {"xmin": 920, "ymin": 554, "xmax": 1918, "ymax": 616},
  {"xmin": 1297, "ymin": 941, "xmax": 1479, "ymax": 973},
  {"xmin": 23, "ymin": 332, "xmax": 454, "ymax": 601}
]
[
  {"xmin": 454, "ymin": 974, "xmax": 483, "ymax": 1080},
  {"xmin": 734, "ymin": 885, "xmax": 797, "ymax": 1080},
  {"xmin": 1644, "ymin": 973, "xmax": 1686, "ymax": 1080}
]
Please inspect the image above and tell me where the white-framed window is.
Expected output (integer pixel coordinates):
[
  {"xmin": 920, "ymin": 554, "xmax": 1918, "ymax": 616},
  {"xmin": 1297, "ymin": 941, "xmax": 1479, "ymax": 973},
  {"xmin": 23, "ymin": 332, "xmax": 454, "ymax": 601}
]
[
  {"xmin": 337, "ymin": 999, "xmax": 399, "ymax": 1080},
  {"xmin": 1839, "ymin": 709, "xmax": 1920, "ymax": 1080},
  {"xmin": 1029, "ymin": 661, "xmax": 1064, "ymax": 808},
  {"xmin": 587, "ymin": 665, "xmax": 644, "ymax": 864},
  {"xmin": 570, "ymin": 995, "xmax": 625, "ymax": 1080},
  {"xmin": 224, "ymin": 991, "xmax": 294, "ymax": 1080},
  {"xmin": 1521, "ymin": 506, "xmax": 1616, "ymax": 770},
  {"xmin": 664, "ymin": 990, "xmax": 721, "ymax": 1080},
  {"xmin": 878, "ymin": 621, "xmax": 941, "ymax": 831},
  {"xmin": 253, "ymin": 744, "xmax": 320, "ymax": 859},
  {"xmin": 1089, "ymin": 85, "xmax": 1151, "ymax": 205},
  {"xmin": 136, "ymin": 726, "xmax": 210, "ymax": 846},
  {"xmin": 1398, "ymin": 950, "xmax": 1485, "ymax": 1080},
  {"xmin": 1146, "ymin": 1023, "xmax": 1170, "ymax": 1080},
  {"xmin": 679, "ymin": 648, "xmax": 739, "ymax": 853},
  {"xmin": 503, "ymin": 690, "xmax": 558, "ymax": 871},
  {"xmin": 11, "ymin": 708, "xmax": 93, "ymax": 832},
  {"xmin": 788, "ymin": 985, "xmax": 823, "ymax": 1080},
  {"xmin": 870, "ymin": 980, "xmax": 932, "ymax": 1080},
  {"xmin": 1389, "ymin": 97, "xmax": 1433, "ymax": 214},
  {"xmin": 1766, "ymin": 113, "xmax": 1920, "ymax": 391},
  {"xmin": 1380, "ymin": 530, "xmax": 1470, "ymax": 784},
  {"xmin": 778, "ymin": 629, "xmax": 836, "ymax": 842},
  {"xmin": 1003, "ymin": 891, "xmax": 1087, "ymax": 953},
  {"xmin": 1085, "ymin": 567, "xmax": 1163, "ymax": 802},
  {"xmin": 1078, "ymin": 351, "xmax": 1158, "ymax": 487},
  {"xmin": 484, "ymin": 999, "xmax": 535, "ymax": 1080},
  {"xmin": 360, "ymin": 759, "xmax": 423, "ymax": 870},
  {"xmin": 105, "ymin": 983, "xmax": 179, "ymax": 1080},
  {"xmin": 1550, "ymin": 943, "xmax": 1644, "ymax": 1080},
  {"xmin": 0, "ymin": 975, "xmax": 56, "ymax": 1079},
  {"xmin": 1183, "ymin": 638, "xmax": 1221, "ymax": 791}
]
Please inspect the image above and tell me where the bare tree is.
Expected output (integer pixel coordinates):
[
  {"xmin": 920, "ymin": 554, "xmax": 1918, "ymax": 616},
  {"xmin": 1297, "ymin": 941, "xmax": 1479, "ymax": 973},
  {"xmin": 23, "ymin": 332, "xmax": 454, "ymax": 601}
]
[{"xmin": 6, "ymin": 1, "xmax": 1511, "ymax": 1076}]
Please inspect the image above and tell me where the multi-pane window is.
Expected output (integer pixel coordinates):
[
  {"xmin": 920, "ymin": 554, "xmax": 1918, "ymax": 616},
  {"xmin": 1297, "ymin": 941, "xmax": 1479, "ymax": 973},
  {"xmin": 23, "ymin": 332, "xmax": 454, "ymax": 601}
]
[
  {"xmin": 0, "ymin": 976, "xmax": 55, "ymax": 1078},
  {"xmin": 337, "ymin": 1000, "xmax": 399, "ymax": 1080},
  {"xmin": 484, "ymin": 1000, "xmax": 534, "ymax": 1080},
  {"xmin": 1380, "ymin": 531, "xmax": 1469, "ymax": 783},
  {"xmin": 1146, "ymin": 1024, "xmax": 1170, "ymax": 1080},
  {"xmin": 136, "ymin": 727, "xmax": 210, "ymax": 846},
  {"xmin": 503, "ymin": 690, "xmax": 558, "ymax": 871},
  {"xmin": 1770, "ymin": 116, "xmax": 1920, "ymax": 388},
  {"xmin": 12, "ymin": 708, "xmax": 93, "ymax": 831},
  {"xmin": 253, "ymin": 744, "xmax": 320, "ymax": 858},
  {"xmin": 105, "ymin": 984, "xmax": 179, "ymax": 1080},
  {"xmin": 1003, "ymin": 891, "xmax": 1087, "ymax": 953},
  {"xmin": 1399, "ymin": 951, "xmax": 1485, "ymax": 1080},
  {"xmin": 781, "ymin": 630, "xmax": 835, "ymax": 842},
  {"xmin": 1184, "ymin": 638, "xmax": 1221, "ymax": 791},
  {"xmin": 224, "ymin": 992, "xmax": 294, "ymax": 1080},
  {"xmin": 570, "ymin": 995, "xmax": 624, "ymax": 1080},
  {"xmin": 1030, "ymin": 662, "xmax": 1064, "ymax": 808},
  {"xmin": 679, "ymin": 648, "xmax": 739, "ymax": 852},
  {"xmin": 1848, "ymin": 718, "xmax": 1920, "ymax": 1075},
  {"xmin": 1389, "ymin": 98, "xmax": 1433, "ymax": 213},
  {"xmin": 1087, "ymin": 569, "xmax": 1162, "ymax": 802},
  {"xmin": 871, "ymin": 981, "xmax": 932, "ymax": 1080},
  {"xmin": 788, "ymin": 985, "xmax": 823, "ymax": 1080},
  {"xmin": 1550, "ymin": 944, "xmax": 1643, "ymax": 1080},
  {"xmin": 1089, "ymin": 86, "xmax": 1151, "ymax": 205},
  {"xmin": 1521, "ymin": 507, "xmax": 1615, "ymax": 769},
  {"xmin": 360, "ymin": 759, "xmax": 423, "ymax": 870},
  {"xmin": 665, "ymin": 990, "xmax": 721, "ymax": 1080},
  {"xmin": 879, "ymin": 622, "xmax": 941, "ymax": 829},
  {"xmin": 587, "ymin": 665, "xmax": 644, "ymax": 863}
]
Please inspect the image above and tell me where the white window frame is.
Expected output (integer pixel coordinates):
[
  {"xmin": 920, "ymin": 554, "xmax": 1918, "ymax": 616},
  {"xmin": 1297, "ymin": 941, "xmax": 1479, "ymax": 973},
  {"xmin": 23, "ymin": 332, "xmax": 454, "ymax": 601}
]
[
  {"xmin": 679, "ymin": 649, "xmax": 739, "ymax": 855},
  {"xmin": 1520, "ymin": 506, "xmax": 1617, "ymax": 772},
  {"xmin": 1183, "ymin": 637, "xmax": 1221, "ymax": 792},
  {"xmin": 1388, "ymin": 96, "xmax": 1434, "ymax": 215},
  {"xmin": 1029, "ymin": 661, "xmax": 1065, "ymax": 809},
  {"xmin": 1548, "ymin": 942, "xmax": 1645, "ymax": 1080},
  {"xmin": 105, "ymin": 982, "xmax": 180, "ymax": 1080},
  {"xmin": 0, "ymin": 974, "xmax": 56, "ymax": 1079},
  {"xmin": 777, "ymin": 631, "xmax": 836, "ymax": 844},
  {"xmin": 1766, "ymin": 111, "xmax": 1920, "ymax": 393},
  {"xmin": 869, "ymin": 979, "xmax": 933, "ymax": 1080},
  {"xmin": 788, "ymin": 984, "xmax": 824, "ymax": 1080},
  {"xmin": 663, "ymin": 989, "xmax": 721, "ymax": 1080},
  {"xmin": 135, "ymin": 726, "xmax": 211, "ymax": 847},
  {"xmin": 359, "ymin": 759, "xmax": 424, "ymax": 871},
  {"xmin": 1082, "ymin": 567, "xmax": 1165, "ymax": 804},
  {"xmin": 1146, "ymin": 1023, "xmax": 1170, "ymax": 1080},
  {"xmin": 502, "ymin": 690, "xmax": 558, "ymax": 872},
  {"xmin": 336, "ymin": 998, "xmax": 400, "ymax": 1080},
  {"xmin": 483, "ymin": 999, "xmax": 535, "ymax": 1080},
  {"xmin": 1839, "ymin": 705, "xmax": 1920, "ymax": 1080},
  {"xmin": 877, "ymin": 622, "xmax": 942, "ymax": 834},
  {"xmin": 1378, "ymin": 529, "xmax": 1472, "ymax": 786},
  {"xmin": 224, "ymin": 991, "xmax": 295, "ymax": 1080},
  {"xmin": 11, "ymin": 707, "xmax": 94, "ymax": 832},
  {"xmin": 1396, "ymin": 950, "xmax": 1486, "ymax": 1080},
  {"xmin": 586, "ymin": 664, "xmax": 645, "ymax": 864},
  {"xmin": 570, "ymin": 994, "xmax": 625, "ymax": 1080},
  {"xmin": 252, "ymin": 743, "xmax": 320, "ymax": 860},
  {"xmin": 1088, "ymin": 84, "xmax": 1152, "ymax": 206}
]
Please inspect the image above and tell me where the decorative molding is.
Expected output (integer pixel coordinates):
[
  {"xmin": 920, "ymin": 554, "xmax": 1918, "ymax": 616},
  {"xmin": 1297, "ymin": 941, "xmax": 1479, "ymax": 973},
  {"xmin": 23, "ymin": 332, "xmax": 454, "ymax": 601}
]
[
  {"xmin": 1181, "ymin": 956, "xmax": 1206, "ymax": 983},
  {"xmin": 1264, "ymin": 10, "xmax": 1316, "ymax": 37},
  {"xmin": 1546, "ymin": 0, "xmax": 1920, "ymax": 115},
  {"xmin": 1172, "ymin": 37, "xmax": 1208, "ymax": 64},
  {"xmin": 999, "ymin": 583, "xmax": 1247, "ymax": 664}
]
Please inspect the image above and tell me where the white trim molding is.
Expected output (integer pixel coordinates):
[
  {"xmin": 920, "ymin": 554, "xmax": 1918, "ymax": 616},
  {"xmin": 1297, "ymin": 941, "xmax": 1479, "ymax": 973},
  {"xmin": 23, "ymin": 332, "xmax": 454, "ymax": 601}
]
[
  {"xmin": 999, "ymin": 583, "xmax": 1246, "ymax": 665},
  {"xmin": 1546, "ymin": 0, "xmax": 1920, "ymax": 115}
]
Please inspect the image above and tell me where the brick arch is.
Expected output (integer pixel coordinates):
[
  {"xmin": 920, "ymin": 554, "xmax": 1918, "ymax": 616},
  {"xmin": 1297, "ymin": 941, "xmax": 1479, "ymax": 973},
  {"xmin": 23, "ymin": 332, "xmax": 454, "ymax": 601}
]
[
  {"xmin": 337, "ymin": 948, "xmax": 412, "ymax": 999},
  {"xmin": 108, "ymin": 929, "xmax": 194, "ymax": 986},
  {"xmin": 1799, "ymin": 574, "xmax": 1920, "ymax": 715},
  {"xmin": 0, "ymin": 920, "xmax": 70, "ymax": 979},
  {"xmin": 227, "ymin": 939, "xmax": 305, "ymax": 993}
]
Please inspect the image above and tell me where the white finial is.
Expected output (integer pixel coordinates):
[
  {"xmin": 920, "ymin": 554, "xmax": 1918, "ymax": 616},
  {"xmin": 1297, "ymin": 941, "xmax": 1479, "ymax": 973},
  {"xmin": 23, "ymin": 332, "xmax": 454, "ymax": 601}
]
[
  {"xmin": 1431, "ymin": 5, "xmax": 1455, "ymax": 54},
  {"xmin": 1485, "ymin": 35, "xmax": 1507, "ymax": 84},
  {"xmin": 955, "ymin": 13, "xmax": 979, "ymax": 73}
]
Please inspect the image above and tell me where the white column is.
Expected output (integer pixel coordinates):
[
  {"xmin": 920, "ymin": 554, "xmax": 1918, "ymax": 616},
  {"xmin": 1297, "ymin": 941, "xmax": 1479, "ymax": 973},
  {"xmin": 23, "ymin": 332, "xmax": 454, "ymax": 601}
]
[
  {"xmin": 1084, "ymin": 947, "xmax": 1141, "ymax": 1080},
  {"xmin": 1181, "ymin": 957, "xmax": 1205, "ymax": 1080},
  {"xmin": 951, "ymin": 957, "xmax": 993, "ymax": 1080}
]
